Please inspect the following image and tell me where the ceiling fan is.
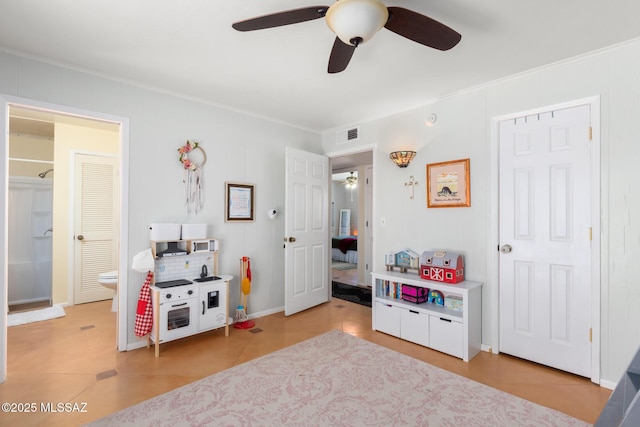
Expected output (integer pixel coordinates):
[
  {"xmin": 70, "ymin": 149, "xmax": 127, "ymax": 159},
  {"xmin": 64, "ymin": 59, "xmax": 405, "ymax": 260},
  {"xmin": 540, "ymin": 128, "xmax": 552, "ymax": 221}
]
[
  {"xmin": 342, "ymin": 171, "xmax": 357, "ymax": 201},
  {"xmin": 232, "ymin": 0, "xmax": 461, "ymax": 73},
  {"xmin": 343, "ymin": 171, "xmax": 357, "ymax": 188}
]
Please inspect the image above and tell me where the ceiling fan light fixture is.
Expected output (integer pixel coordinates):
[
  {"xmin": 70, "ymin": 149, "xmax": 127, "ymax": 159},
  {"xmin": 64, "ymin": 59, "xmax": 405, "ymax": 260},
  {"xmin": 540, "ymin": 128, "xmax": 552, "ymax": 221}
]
[
  {"xmin": 345, "ymin": 171, "xmax": 358, "ymax": 187},
  {"xmin": 326, "ymin": 0, "xmax": 389, "ymax": 46}
]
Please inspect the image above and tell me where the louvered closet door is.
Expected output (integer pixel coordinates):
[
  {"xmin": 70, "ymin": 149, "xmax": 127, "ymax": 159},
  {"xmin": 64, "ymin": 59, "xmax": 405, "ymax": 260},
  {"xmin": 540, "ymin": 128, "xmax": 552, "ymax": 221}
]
[{"xmin": 74, "ymin": 154, "xmax": 118, "ymax": 304}]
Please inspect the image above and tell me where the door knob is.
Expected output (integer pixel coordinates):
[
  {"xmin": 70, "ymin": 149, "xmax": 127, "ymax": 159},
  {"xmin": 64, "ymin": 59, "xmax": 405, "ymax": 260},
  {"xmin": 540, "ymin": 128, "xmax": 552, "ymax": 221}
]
[
  {"xmin": 499, "ymin": 244, "xmax": 512, "ymax": 254},
  {"xmin": 288, "ymin": 237, "xmax": 296, "ymax": 242},
  {"xmin": 77, "ymin": 235, "xmax": 84, "ymax": 240}
]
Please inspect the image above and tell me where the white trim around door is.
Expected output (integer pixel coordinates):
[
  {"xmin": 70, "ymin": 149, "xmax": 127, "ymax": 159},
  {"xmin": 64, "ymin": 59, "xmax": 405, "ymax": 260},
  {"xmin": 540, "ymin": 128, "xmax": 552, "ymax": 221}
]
[
  {"xmin": 489, "ymin": 96, "xmax": 601, "ymax": 384},
  {"xmin": 0, "ymin": 94, "xmax": 130, "ymax": 383}
]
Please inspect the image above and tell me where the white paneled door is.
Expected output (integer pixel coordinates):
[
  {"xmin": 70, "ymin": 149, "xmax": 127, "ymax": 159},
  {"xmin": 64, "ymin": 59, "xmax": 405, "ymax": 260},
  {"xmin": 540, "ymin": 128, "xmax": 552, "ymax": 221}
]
[
  {"xmin": 284, "ymin": 148, "xmax": 329, "ymax": 316},
  {"xmin": 74, "ymin": 153, "xmax": 118, "ymax": 304},
  {"xmin": 499, "ymin": 105, "xmax": 592, "ymax": 377}
]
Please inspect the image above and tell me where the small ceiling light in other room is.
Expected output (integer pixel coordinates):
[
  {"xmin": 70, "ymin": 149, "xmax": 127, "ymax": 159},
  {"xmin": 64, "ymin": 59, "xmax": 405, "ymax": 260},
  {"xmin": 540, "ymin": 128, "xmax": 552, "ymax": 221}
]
[
  {"xmin": 389, "ymin": 151, "xmax": 416, "ymax": 168},
  {"xmin": 344, "ymin": 171, "xmax": 357, "ymax": 188},
  {"xmin": 425, "ymin": 113, "xmax": 437, "ymax": 127},
  {"xmin": 343, "ymin": 171, "xmax": 358, "ymax": 201}
]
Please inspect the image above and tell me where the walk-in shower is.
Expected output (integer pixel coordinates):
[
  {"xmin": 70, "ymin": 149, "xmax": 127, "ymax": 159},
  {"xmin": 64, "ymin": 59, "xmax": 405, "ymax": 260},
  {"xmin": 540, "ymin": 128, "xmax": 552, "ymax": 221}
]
[{"xmin": 8, "ymin": 177, "xmax": 53, "ymax": 306}]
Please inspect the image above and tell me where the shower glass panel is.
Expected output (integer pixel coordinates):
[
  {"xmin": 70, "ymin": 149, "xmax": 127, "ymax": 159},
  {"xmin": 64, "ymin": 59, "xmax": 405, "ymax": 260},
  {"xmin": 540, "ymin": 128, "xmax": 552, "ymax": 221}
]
[{"xmin": 8, "ymin": 177, "xmax": 53, "ymax": 306}]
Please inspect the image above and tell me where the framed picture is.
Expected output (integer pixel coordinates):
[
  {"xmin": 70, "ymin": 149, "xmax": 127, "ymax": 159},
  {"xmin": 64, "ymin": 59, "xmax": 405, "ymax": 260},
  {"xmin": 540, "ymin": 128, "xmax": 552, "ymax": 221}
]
[
  {"xmin": 426, "ymin": 158, "xmax": 470, "ymax": 208},
  {"xmin": 225, "ymin": 182, "xmax": 255, "ymax": 222}
]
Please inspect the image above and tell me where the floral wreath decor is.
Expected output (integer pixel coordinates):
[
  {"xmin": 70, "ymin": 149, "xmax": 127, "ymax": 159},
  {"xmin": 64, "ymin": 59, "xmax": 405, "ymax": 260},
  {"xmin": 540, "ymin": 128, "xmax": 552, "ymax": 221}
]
[
  {"xmin": 178, "ymin": 140, "xmax": 206, "ymax": 170},
  {"xmin": 177, "ymin": 140, "xmax": 206, "ymax": 214}
]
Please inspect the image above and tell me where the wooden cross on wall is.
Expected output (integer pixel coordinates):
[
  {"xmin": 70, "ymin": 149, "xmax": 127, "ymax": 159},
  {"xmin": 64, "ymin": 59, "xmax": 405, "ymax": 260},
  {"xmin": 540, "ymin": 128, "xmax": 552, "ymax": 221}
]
[{"xmin": 404, "ymin": 175, "xmax": 419, "ymax": 199}]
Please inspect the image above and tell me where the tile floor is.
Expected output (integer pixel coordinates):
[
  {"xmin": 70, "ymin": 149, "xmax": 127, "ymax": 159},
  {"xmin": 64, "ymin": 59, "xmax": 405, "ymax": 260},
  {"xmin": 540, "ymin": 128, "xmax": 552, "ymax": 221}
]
[
  {"xmin": 0, "ymin": 298, "xmax": 611, "ymax": 426},
  {"xmin": 331, "ymin": 266, "xmax": 358, "ymax": 286}
]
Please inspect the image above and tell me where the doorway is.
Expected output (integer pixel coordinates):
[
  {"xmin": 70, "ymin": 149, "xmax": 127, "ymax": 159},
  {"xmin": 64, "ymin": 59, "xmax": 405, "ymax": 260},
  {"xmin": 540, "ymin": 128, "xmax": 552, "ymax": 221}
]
[
  {"xmin": 1, "ymin": 95, "xmax": 130, "ymax": 382},
  {"xmin": 331, "ymin": 172, "xmax": 359, "ymax": 286},
  {"xmin": 329, "ymin": 148, "xmax": 374, "ymax": 304},
  {"xmin": 493, "ymin": 97, "xmax": 601, "ymax": 382}
]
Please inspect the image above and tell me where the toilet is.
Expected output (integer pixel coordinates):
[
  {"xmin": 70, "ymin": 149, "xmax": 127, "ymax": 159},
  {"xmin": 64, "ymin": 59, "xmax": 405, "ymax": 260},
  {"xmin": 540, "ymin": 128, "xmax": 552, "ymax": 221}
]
[{"xmin": 98, "ymin": 270, "xmax": 118, "ymax": 312}]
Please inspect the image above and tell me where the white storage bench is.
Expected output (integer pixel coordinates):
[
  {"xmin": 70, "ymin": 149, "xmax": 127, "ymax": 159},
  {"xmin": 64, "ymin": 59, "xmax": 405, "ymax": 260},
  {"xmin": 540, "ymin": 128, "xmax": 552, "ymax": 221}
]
[{"xmin": 372, "ymin": 271, "xmax": 482, "ymax": 361}]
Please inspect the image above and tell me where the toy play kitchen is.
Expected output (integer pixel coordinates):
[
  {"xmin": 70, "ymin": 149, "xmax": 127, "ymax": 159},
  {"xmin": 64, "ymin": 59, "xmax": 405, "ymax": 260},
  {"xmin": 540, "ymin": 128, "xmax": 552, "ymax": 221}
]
[{"xmin": 148, "ymin": 223, "xmax": 231, "ymax": 357}]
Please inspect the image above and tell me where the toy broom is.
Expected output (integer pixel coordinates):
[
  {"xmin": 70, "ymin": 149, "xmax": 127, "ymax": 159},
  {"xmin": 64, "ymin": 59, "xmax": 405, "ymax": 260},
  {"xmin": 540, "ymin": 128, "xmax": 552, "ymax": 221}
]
[{"xmin": 234, "ymin": 256, "xmax": 255, "ymax": 329}]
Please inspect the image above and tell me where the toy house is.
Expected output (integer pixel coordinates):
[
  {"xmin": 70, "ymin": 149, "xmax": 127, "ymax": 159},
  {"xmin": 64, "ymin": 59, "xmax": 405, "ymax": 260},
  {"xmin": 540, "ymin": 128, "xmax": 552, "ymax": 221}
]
[
  {"xmin": 385, "ymin": 248, "xmax": 420, "ymax": 273},
  {"xmin": 384, "ymin": 252, "xmax": 396, "ymax": 270},
  {"xmin": 420, "ymin": 251, "xmax": 465, "ymax": 284}
]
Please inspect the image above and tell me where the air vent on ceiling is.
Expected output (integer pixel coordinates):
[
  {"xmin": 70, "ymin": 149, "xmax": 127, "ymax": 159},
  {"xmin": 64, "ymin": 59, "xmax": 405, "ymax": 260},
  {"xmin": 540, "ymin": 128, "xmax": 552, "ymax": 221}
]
[{"xmin": 336, "ymin": 125, "xmax": 360, "ymax": 144}]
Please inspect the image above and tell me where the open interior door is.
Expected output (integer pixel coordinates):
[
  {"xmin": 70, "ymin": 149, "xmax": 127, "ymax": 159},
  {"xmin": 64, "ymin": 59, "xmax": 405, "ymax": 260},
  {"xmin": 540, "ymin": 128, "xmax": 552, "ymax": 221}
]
[{"xmin": 284, "ymin": 147, "xmax": 329, "ymax": 315}]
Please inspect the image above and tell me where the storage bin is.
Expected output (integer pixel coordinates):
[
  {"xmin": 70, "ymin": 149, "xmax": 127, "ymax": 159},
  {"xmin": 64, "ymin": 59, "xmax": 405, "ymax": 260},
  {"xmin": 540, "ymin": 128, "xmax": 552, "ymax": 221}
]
[
  {"xmin": 429, "ymin": 316, "xmax": 463, "ymax": 358},
  {"xmin": 375, "ymin": 302, "xmax": 401, "ymax": 337},
  {"xmin": 150, "ymin": 223, "xmax": 181, "ymax": 241},
  {"xmin": 181, "ymin": 223, "xmax": 208, "ymax": 240},
  {"xmin": 400, "ymin": 308, "xmax": 430, "ymax": 347},
  {"xmin": 445, "ymin": 295, "xmax": 463, "ymax": 311},
  {"xmin": 402, "ymin": 284, "xmax": 429, "ymax": 304}
]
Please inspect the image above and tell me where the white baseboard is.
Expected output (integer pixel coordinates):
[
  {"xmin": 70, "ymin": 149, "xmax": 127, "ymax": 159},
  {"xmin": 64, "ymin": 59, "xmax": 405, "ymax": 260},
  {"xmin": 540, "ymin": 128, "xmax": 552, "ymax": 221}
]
[
  {"xmin": 481, "ymin": 344, "xmax": 494, "ymax": 353},
  {"xmin": 244, "ymin": 306, "xmax": 283, "ymax": 320},
  {"xmin": 126, "ymin": 340, "xmax": 149, "ymax": 352},
  {"xmin": 124, "ymin": 306, "xmax": 286, "ymax": 351},
  {"xmin": 599, "ymin": 378, "xmax": 616, "ymax": 390}
]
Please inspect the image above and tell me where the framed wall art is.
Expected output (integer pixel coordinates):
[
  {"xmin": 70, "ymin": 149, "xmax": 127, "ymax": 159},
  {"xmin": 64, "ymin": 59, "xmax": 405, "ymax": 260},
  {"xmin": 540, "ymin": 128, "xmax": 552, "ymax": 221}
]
[
  {"xmin": 426, "ymin": 158, "xmax": 470, "ymax": 208},
  {"xmin": 225, "ymin": 182, "xmax": 255, "ymax": 222}
]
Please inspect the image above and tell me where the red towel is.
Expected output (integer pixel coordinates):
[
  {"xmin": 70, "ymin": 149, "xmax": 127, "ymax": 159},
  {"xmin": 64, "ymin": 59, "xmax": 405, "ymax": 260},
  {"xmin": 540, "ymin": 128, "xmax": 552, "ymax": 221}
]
[{"xmin": 134, "ymin": 271, "xmax": 154, "ymax": 337}]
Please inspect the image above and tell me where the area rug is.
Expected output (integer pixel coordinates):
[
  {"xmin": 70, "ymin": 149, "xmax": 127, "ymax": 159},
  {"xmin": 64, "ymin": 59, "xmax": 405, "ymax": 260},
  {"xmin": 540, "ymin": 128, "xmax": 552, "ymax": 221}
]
[
  {"xmin": 87, "ymin": 330, "xmax": 588, "ymax": 427},
  {"xmin": 331, "ymin": 261, "xmax": 357, "ymax": 271},
  {"xmin": 332, "ymin": 281, "xmax": 372, "ymax": 307},
  {"xmin": 7, "ymin": 305, "xmax": 65, "ymax": 327}
]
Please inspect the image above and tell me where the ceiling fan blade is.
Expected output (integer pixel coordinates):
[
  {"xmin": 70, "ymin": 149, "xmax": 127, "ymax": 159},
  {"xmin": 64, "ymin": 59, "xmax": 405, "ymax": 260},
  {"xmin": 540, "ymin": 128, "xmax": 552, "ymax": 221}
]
[
  {"xmin": 328, "ymin": 37, "xmax": 357, "ymax": 74},
  {"xmin": 232, "ymin": 6, "xmax": 329, "ymax": 31},
  {"xmin": 384, "ymin": 7, "xmax": 461, "ymax": 51}
]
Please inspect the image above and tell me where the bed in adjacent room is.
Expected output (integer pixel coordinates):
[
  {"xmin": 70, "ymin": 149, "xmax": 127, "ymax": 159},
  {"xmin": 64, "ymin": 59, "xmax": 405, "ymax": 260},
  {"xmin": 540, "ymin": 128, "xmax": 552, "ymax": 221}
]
[{"xmin": 332, "ymin": 235, "xmax": 358, "ymax": 264}]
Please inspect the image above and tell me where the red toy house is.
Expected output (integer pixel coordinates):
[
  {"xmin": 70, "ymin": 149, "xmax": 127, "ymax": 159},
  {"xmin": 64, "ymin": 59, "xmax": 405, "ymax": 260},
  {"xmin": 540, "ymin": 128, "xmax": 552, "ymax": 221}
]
[{"xmin": 420, "ymin": 251, "xmax": 465, "ymax": 284}]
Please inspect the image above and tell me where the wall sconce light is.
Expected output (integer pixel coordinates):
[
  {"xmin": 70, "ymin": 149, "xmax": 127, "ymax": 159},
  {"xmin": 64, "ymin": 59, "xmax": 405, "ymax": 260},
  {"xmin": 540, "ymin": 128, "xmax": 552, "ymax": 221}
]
[{"xmin": 389, "ymin": 151, "xmax": 416, "ymax": 168}]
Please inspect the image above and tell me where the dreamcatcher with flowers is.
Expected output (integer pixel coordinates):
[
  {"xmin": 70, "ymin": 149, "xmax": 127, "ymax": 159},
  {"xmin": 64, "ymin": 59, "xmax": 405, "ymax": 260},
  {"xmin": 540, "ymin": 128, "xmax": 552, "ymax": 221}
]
[{"xmin": 178, "ymin": 140, "xmax": 206, "ymax": 214}]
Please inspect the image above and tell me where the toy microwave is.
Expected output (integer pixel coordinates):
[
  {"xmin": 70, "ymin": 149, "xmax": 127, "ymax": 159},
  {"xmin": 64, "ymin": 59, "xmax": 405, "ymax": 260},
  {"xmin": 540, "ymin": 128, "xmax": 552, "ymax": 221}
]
[{"xmin": 190, "ymin": 240, "xmax": 217, "ymax": 253}]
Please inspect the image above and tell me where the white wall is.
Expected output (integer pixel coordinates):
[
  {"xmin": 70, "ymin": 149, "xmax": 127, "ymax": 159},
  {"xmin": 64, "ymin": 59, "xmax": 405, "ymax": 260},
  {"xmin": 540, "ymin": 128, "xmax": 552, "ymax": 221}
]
[
  {"xmin": 3, "ymin": 38, "xmax": 640, "ymax": 385},
  {"xmin": 322, "ymin": 39, "xmax": 640, "ymax": 385},
  {"xmin": 0, "ymin": 51, "xmax": 321, "ymax": 348}
]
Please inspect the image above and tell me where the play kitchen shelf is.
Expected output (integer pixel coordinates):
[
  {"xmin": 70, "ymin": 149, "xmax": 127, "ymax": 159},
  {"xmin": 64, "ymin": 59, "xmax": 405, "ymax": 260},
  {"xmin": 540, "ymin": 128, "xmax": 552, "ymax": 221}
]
[
  {"xmin": 147, "ymin": 223, "xmax": 230, "ymax": 357},
  {"xmin": 150, "ymin": 239, "xmax": 220, "ymax": 273},
  {"xmin": 371, "ymin": 270, "xmax": 482, "ymax": 362}
]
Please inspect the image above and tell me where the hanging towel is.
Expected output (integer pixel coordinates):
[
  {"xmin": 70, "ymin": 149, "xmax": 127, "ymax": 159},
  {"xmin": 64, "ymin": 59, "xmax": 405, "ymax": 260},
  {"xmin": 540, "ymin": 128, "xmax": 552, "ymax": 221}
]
[
  {"xmin": 132, "ymin": 248, "xmax": 155, "ymax": 273},
  {"xmin": 134, "ymin": 271, "xmax": 154, "ymax": 337}
]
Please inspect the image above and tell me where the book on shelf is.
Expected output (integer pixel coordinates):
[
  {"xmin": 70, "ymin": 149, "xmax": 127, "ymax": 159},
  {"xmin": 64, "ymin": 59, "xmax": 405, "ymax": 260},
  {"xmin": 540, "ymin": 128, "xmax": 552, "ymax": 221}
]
[{"xmin": 378, "ymin": 280, "xmax": 402, "ymax": 300}]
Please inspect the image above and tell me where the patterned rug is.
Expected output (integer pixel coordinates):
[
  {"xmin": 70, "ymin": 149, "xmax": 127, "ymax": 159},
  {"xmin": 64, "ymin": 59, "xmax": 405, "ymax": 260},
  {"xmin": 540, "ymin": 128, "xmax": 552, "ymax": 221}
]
[
  {"xmin": 87, "ymin": 330, "xmax": 588, "ymax": 426},
  {"xmin": 332, "ymin": 281, "xmax": 372, "ymax": 307}
]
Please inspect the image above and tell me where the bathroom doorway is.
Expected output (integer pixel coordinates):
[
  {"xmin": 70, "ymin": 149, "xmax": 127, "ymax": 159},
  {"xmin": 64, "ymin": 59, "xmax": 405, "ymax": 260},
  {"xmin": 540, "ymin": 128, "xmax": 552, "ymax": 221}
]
[
  {"xmin": 1, "ymin": 95, "xmax": 130, "ymax": 382},
  {"xmin": 8, "ymin": 106, "xmax": 120, "ymax": 309}
]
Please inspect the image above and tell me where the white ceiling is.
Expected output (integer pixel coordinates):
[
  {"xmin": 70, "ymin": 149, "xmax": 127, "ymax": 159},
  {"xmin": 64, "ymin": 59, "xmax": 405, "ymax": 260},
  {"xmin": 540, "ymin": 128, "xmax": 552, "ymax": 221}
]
[{"xmin": 1, "ymin": 1, "xmax": 640, "ymax": 133}]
